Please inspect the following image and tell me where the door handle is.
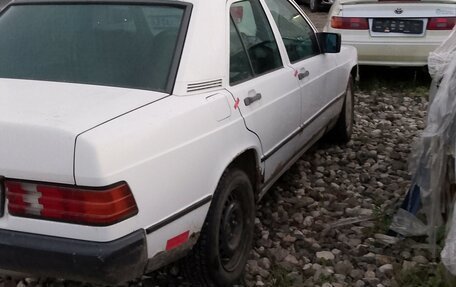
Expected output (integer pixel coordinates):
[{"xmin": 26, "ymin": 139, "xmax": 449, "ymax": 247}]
[
  {"xmin": 298, "ymin": 70, "xmax": 310, "ymax": 80},
  {"xmin": 244, "ymin": 93, "xmax": 262, "ymax": 106}
]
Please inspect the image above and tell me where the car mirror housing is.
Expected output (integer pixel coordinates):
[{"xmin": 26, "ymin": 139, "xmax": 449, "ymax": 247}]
[{"xmin": 317, "ymin": 32, "xmax": 341, "ymax": 54}]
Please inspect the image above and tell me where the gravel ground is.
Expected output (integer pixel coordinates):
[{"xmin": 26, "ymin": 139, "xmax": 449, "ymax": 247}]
[{"xmin": 241, "ymin": 88, "xmax": 429, "ymax": 287}]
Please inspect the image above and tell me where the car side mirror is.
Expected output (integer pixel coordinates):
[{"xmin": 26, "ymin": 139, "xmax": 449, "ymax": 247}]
[{"xmin": 317, "ymin": 32, "xmax": 341, "ymax": 54}]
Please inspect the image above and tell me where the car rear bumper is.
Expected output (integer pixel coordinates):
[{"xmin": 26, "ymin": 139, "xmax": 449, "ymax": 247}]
[
  {"xmin": 344, "ymin": 41, "xmax": 440, "ymax": 67},
  {"xmin": 0, "ymin": 228, "xmax": 148, "ymax": 285}
]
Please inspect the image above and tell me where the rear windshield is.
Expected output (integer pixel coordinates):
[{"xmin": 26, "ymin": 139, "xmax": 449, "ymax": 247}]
[{"xmin": 0, "ymin": 4, "xmax": 185, "ymax": 91}]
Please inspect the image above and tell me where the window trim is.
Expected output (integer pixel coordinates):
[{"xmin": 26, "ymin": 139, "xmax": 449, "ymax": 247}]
[
  {"xmin": 228, "ymin": 0, "xmax": 284, "ymax": 87},
  {"xmin": 264, "ymin": 0, "xmax": 320, "ymax": 64},
  {"xmin": 229, "ymin": 15, "xmax": 255, "ymax": 86}
]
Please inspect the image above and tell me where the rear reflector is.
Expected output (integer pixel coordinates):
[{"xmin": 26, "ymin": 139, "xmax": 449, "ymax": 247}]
[
  {"xmin": 427, "ymin": 17, "xmax": 456, "ymax": 30},
  {"xmin": 166, "ymin": 231, "xmax": 190, "ymax": 251},
  {"xmin": 331, "ymin": 16, "xmax": 369, "ymax": 30},
  {"xmin": 6, "ymin": 180, "xmax": 138, "ymax": 226}
]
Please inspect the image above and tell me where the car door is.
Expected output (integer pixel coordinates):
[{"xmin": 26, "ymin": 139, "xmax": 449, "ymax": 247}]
[
  {"xmin": 227, "ymin": 0, "xmax": 302, "ymax": 183},
  {"xmin": 264, "ymin": 0, "xmax": 341, "ymax": 143}
]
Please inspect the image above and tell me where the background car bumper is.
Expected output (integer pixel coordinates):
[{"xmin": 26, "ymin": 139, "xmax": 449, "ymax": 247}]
[
  {"xmin": 344, "ymin": 41, "xmax": 440, "ymax": 67},
  {"xmin": 0, "ymin": 228, "xmax": 148, "ymax": 285}
]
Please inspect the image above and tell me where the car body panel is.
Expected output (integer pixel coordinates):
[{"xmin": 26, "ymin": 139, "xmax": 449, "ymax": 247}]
[
  {"xmin": 74, "ymin": 90, "xmax": 262, "ymax": 243},
  {"xmin": 340, "ymin": 0, "xmax": 455, "ymax": 4}
]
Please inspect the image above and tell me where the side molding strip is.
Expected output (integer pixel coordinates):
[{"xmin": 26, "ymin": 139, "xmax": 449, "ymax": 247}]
[
  {"xmin": 146, "ymin": 195, "xmax": 213, "ymax": 234},
  {"xmin": 261, "ymin": 93, "xmax": 345, "ymax": 162}
]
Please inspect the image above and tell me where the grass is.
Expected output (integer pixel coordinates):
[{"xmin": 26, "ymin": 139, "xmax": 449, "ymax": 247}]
[
  {"xmin": 373, "ymin": 204, "xmax": 393, "ymax": 233},
  {"xmin": 314, "ymin": 274, "xmax": 333, "ymax": 285},
  {"xmin": 361, "ymin": 204, "xmax": 393, "ymax": 237},
  {"xmin": 395, "ymin": 263, "xmax": 456, "ymax": 287},
  {"xmin": 268, "ymin": 265, "xmax": 294, "ymax": 287}
]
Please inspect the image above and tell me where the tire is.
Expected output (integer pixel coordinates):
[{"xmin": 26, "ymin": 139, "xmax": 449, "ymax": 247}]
[
  {"xmin": 309, "ymin": 0, "xmax": 320, "ymax": 12},
  {"xmin": 182, "ymin": 168, "xmax": 255, "ymax": 286},
  {"xmin": 327, "ymin": 75, "xmax": 354, "ymax": 143}
]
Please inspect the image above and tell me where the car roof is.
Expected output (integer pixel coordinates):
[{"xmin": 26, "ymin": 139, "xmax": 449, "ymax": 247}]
[{"xmin": 5, "ymin": 0, "xmax": 214, "ymax": 5}]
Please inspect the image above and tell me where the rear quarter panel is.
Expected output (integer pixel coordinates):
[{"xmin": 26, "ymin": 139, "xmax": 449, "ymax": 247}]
[{"xmin": 74, "ymin": 91, "xmax": 262, "ymax": 257}]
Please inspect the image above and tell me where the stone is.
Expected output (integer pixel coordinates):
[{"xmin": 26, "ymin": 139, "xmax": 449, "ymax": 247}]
[
  {"xmin": 375, "ymin": 254, "xmax": 391, "ymax": 266},
  {"xmin": 402, "ymin": 260, "xmax": 417, "ymax": 271},
  {"xmin": 312, "ymin": 263, "xmax": 322, "ymax": 271},
  {"xmin": 350, "ymin": 269, "xmax": 364, "ymax": 280},
  {"xmin": 293, "ymin": 213, "xmax": 304, "ymax": 224},
  {"xmin": 258, "ymin": 257, "xmax": 271, "ymax": 270},
  {"xmin": 400, "ymin": 251, "xmax": 411, "ymax": 260},
  {"xmin": 268, "ymin": 247, "xmax": 289, "ymax": 262},
  {"xmin": 284, "ymin": 254, "xmax": 299, "ymax": 265},
  {"xmin": 303, "ymin": 216, "xmax": 314, "ymax": 227},
  {"xmin": 334, "ymin": 260, "xmax": 353, "ymax": 275},
  {"xmin": 364, "ymin": 270, "xmax": 376, "ymax": 279},
  {"xmin": 359, "ymin": 209, "xmax": 373, "ymax": 216},
  {"xmin": 412, "ymin": 255, "xmax": 429, "ymax": 264},
  {"xmin": 379, "ymin": 264, "xmax": 394, "ymax": 275},
  {"xmin": 316, "ymin": 251, "xmax": 335, "ymax": 261}
]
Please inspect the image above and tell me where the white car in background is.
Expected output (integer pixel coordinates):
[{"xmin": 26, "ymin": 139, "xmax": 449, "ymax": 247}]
[
  {"xmin": 0, "ymin": 0, "xmax": 357, "ymax": 286},
  {"xmin": 324, "ymin": 0, "xmax": 456, "ymax": 66}
]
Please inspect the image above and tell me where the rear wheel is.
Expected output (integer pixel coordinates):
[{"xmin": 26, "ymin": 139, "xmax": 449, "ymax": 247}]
[
  {"xmin": 182, "ymin": 168, "xmax": 255, "ymax": 286},
  {"xmin": 309, "ymin": 0, "xmax": 320, "ymax": 12},
  {"xmin": 327, "ymin": 75, "xmax": 354, "ymax": 143}
]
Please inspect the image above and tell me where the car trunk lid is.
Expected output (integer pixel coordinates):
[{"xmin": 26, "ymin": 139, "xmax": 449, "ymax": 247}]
[
  {"xmin": 0, "ymin": 78, "xmax": 167, "ymax": 184},
  {"xmin": 337, "ymin": 0, "xmax": 455, "ymax": 36},
  {"xmin": 339, "ymin": 1, "xmax": 455, "ymax": 17},
  {"xmin": 340, "ymin": 0, "xmax": 456, "ymax": 4}
]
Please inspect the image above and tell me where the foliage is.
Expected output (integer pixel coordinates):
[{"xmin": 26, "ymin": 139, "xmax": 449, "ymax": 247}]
[{"xmin": 395, "ymin": 263, "xmax": 456, "ymax": 287}]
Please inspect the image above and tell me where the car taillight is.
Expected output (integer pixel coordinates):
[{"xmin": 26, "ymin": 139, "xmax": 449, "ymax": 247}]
[
  {"xmin": 331, "ymin": 16, "xmax": 369, "ymax": 30},
  {"xmin": 6, "ymin": 180, "xmax": 138, "ymax": 226},
  {"xmin": 427, "ymin": 17, "xmax": 456, "ymax": 30}
]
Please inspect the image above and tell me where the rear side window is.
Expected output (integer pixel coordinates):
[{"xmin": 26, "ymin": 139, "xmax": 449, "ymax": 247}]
[
  {"xmin": 0, "ymin": 4, "xmax": 186, "ymax": 91},
  {"xmin": 264, "ymin": 0, "xmax": 319, "ymax": 62},
  {"xmin": 229, "ymin": 0, "xmax": 282, "ymax": 85},
  {"xmin": 230, "ymin": 19, "xmax": 254, "ymax": 85}
]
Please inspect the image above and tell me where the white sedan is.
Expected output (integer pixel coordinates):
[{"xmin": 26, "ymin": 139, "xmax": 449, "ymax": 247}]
[
  {"xmin": 324, "ymin": 0, "xmax": 455, "ymax": 66},
  {"xmin": 0, "ymin": 0, "xmax": 357, "ymax": 285}
]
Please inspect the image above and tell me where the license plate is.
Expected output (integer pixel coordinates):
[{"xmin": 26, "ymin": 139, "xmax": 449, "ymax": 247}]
[
  {"xmin": 0, "ymin": 177, "xmax": 4, "ymax": 217},
  {"xmin": 372, "ymin": 18, "xmax": 424, "ymax": 34}
]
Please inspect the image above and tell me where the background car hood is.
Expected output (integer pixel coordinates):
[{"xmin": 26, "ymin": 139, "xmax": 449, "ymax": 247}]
[
  {"xmin": 340, "ymin": 0, "xmax": 456, "ymax": 4},
  {"xmin": 0, "ymin": 78, "xmax": 167, "ymax": 184}
]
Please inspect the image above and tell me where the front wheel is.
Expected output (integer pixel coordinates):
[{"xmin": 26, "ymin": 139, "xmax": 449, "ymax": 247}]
[{"xmin": 182, "ymin": 168, "xmax": 255, "ymax": 286}]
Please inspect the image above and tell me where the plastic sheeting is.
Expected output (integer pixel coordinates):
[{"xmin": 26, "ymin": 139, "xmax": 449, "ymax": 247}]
[
  {"xmin": 401, "ymin": 27, "xmax": 456, "ymax": 271},
  {"xmin": 390, "ymin": 208, "xmax": 428, "ymax": 237}
]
